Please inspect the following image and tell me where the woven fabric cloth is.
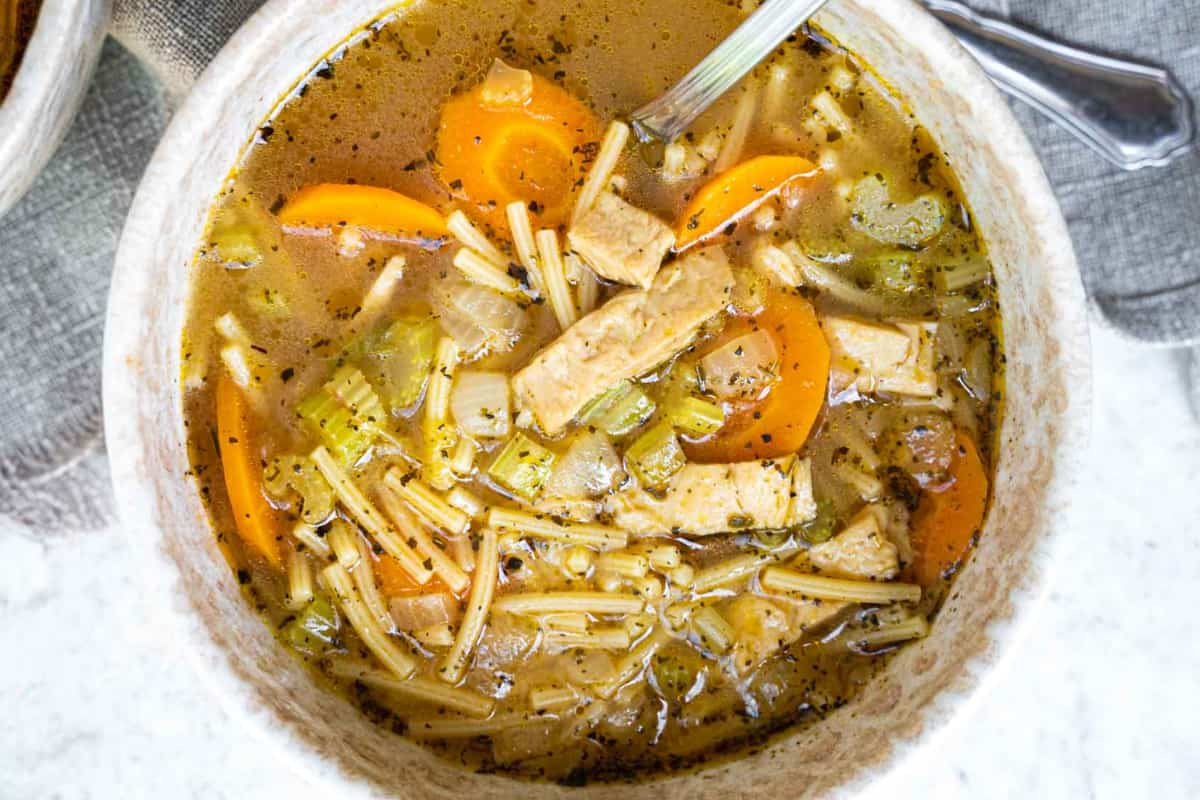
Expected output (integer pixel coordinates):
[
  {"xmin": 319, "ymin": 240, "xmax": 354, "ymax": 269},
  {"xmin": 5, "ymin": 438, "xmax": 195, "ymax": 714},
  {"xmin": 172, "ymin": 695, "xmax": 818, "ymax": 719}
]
[{"xmin": 0, "ymin": 0, "xmax": 1196, "ymax": 535}]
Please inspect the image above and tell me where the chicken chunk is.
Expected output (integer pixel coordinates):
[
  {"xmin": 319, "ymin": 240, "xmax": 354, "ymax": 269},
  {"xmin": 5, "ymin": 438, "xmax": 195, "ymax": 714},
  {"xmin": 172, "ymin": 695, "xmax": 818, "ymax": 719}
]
[
  {"xmin": 605, "ymin": 456, "xmax": 817, "ymax": 535},
  {"xmin": 567, "ymin": 192, "xmax": 676, "ymax": 288},
  {"xmin": 807, "ymin": 505, "xmax": 900, "ymax": 580},
  {"xmin": 822, "ymin": 316, "xmax": 937, "ymax": 397},
  {"xmin": 724, "ymin": 594, "xmax": 847, "ymax": 675},
  {"xmin": 511, "ymin": 247, "xmax": 733, "ymax": 435}
]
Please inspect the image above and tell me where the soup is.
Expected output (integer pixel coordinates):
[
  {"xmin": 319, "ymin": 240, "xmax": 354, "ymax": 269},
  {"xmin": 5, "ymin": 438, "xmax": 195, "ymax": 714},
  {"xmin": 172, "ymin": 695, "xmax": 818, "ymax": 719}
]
[
  {"xmin": 0, "ymin": 0, "xmax": 39, "ymax": 101},
  {"xmin": 182, "ymin": 0, "xmax": 1002, "ymax": 784}
]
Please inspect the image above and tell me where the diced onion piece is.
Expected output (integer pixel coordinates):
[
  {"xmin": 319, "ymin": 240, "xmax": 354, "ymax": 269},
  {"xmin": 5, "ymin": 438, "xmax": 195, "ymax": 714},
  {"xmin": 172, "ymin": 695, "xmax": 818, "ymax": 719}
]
[
  {"xmin": 480, "ymin": 58, "xmax": 533, "ymax": 107},
  {"xmin": 542, "ymin": 430, "xmax": 623, "ymax": 500},
  {"xmin": 699, "ymin": 329, "xmax": 780, "ymax": 401},
  {"xmin": 450, "ymin": 370, "xmax": 511, "ymax": 439},
  {"xmin": 434, "ymin": 282, "xmax": 529, "ymax": 360}
]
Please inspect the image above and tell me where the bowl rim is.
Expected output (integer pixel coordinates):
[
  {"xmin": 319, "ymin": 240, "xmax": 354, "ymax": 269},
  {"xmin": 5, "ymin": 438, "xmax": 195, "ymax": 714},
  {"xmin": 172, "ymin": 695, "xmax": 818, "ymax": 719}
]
[
  {"xmin": 102, "ymin": 0, "xmax": 1091, "ymax": 795},
  {"xmin": 0, "ymin": 0, "xmax": 111, "ymax": 217}
]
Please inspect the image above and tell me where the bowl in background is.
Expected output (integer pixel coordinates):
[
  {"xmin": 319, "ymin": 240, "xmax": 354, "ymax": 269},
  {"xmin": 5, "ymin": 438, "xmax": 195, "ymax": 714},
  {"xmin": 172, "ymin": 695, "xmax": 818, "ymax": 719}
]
[
  {"xmin": 103, "ymin": 0, "xmax": 1091, "ymax": 795},
  {"xmin": 0, "ymin": 0, "xmax": 110, "ymax": 217}
]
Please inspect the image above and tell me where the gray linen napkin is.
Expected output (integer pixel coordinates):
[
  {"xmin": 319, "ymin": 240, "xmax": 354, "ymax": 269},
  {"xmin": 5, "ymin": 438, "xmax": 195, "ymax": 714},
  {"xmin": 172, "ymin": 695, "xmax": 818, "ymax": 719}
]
[{"xmin": 0, "ymin": 0, "xmax": 1196, "ymax": 535}]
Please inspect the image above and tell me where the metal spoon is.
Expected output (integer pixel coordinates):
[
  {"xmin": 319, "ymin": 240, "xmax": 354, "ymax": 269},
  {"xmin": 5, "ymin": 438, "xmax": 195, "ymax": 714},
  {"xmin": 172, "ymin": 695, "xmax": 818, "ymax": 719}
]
[{"xmin": 629, "ymin": 0, "xmax": 1196, "ymax": 170}]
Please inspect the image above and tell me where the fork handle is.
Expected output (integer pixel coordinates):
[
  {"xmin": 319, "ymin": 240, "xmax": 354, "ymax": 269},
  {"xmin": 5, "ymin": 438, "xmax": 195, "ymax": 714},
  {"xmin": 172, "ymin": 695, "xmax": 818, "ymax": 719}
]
[{"xmin": 925, "ymin": 0, "xmax": 1196, "ymax": 170}]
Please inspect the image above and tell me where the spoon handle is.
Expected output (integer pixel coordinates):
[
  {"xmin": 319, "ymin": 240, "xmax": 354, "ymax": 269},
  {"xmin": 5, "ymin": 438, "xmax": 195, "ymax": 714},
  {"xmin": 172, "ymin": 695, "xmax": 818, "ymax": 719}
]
[
  {"xmin": 629, "ymin": 0, "xmax": 830, "ymax": 143},
  {"xmin": 925, "ymin": 0, "xmax": 1196, "ymax": 170}
]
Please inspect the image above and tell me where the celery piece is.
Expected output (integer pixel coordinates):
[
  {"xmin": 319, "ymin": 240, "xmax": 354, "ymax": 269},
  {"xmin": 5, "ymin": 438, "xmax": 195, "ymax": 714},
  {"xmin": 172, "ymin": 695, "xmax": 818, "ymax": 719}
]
[
  {"xmin": 361, "ymin": 312, "xmax": 438, "ymax": 411},
  {"xmin": 210, "ymin": 201, "xmax": 273, "ymax": 267},
  {"xmin": 282, "ymin": 593, "xmax": 339, "ymax": 657},
  {"xmin": 212, "ymin": 223, "xmax": 261, "ymax": 266},
  {"xmin": 297, "ymin": 366, "xmax": 386, "ymax": 465},
  {"xmin": 866, "ymin": 252, "xmax": 928, "ymax": 294},
  {"xmin": 651, "ymin": 646, "xmax": 704, "ymax": 705},
  {"xmin": 667, "ymin": 396, "xmax": 725, "ymax": 437},
  {"xmin": 579, "ymin": 380, "xmax": 656, "ymax": 436},
  {"xmin": 800, "ymin": 498, "xmax": 838, "ymax": 544},
  {"xmin": 625, "ymin": 422, "xmax": 686, "ymax": 488},
  {"xmin": 488, "ymin": 432, "xmax": 557, "ymax": 501}
]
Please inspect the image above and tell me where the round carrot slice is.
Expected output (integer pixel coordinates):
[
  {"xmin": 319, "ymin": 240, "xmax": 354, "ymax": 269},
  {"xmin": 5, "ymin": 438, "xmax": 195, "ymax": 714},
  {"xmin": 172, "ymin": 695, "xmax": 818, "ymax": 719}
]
[
  {"xmin": 675, "ymin": 155, "xmax": 819, "ymax": 251},
  {"xmin": 436, "ymin": 72, "xmax": 600, "ymax": 231},
  {"xmin": 684, "ymin": 292, "xmax": 830, "ymax": 462}
]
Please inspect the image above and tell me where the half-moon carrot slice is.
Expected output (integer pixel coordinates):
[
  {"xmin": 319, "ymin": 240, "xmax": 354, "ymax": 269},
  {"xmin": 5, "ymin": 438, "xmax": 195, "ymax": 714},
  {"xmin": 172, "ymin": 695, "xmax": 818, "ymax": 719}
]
[
  {"xmin": 276, "ymin": 183, "xmax": 449, "ymax": 241},
  {"xmin": 675, "ymin": 155, "xmax": 819, "ymax": 251},
  {"xmin": 684, "ymin": 292, "xmax": 830, "ymax": 462},
  {"xmin": 908, "ymin": 431, "xmax": 989, "ymax": 586},
  {"xmin": 216, "ymin": 375, "xmax": 283, "ymax": 569},
  {"xmin": 436, "ymin": 71, "xmax": 600, "ymax": 232}
]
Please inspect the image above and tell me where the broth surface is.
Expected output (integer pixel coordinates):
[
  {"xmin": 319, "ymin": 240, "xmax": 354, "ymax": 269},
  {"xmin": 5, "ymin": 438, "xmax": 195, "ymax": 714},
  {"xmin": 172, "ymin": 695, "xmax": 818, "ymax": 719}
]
[{"xmin": 182, "ymin": 0, "xmax": 1002, "ymax": 784}]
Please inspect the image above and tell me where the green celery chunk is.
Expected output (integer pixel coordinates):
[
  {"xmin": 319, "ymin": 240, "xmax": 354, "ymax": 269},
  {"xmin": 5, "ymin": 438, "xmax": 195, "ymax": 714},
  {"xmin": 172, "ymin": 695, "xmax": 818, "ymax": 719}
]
[
  {"xmin": 488, "ymin": 432, "xmax": 557, "ymax": 501},
  {"xmin": 666, "ymin": 395, "xmax": 725, "ymax": 437},
  {"xmin": 866, "ymin": 252, "xmax": 928, "ymax": 294},
  {"xmin": 282, "ymin": 593, "xmax": 339, "ymax": 657},
  {"xmin": 625, "ymin": 422, "xmax": 686, "ymax": 488},
  {"xmin": 360, "ymin": 312, "xmax": 438, "ymax": 411},
  {"xmin": 297, "ymin": 366, "xmax": 386, "ymax": 464},
  {"xmin": 579, "ymin": 380, "xmax": 656, "ymax": 436}
]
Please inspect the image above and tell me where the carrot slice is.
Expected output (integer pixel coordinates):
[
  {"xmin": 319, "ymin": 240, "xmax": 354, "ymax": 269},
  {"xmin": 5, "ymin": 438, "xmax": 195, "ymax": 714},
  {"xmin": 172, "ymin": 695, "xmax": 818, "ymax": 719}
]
[
  {"xmin": 909, "ymin": 432, "xmax": 990, "ymax": 586},
  {"xmin": 684, "ymin": 292, "xmax": 830, "ymax": 463},
  {"xmin": 436, "ymin": 71, "xmax": 600, "ymax": 231},
  {"xmin": 374, "ymin": 553, "xmax": 453, "ymax": 597},
  {"xmin": 675, "ymin": 155, "xmax": 819, "ymax": 251},
  {"xmin": 216, "ymin": 376, "xmax": 283, "ymax": 569},
  {"xmin": 276, "ymin": 183, "xmax": 449, "ymax": 240}
]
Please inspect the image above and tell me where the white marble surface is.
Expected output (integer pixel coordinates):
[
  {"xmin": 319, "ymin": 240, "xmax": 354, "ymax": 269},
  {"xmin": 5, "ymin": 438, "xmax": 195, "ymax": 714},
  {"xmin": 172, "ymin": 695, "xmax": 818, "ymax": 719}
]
[{"xmin": 2, "ymin": 324, "xmax": 1198, "ymax": 799}]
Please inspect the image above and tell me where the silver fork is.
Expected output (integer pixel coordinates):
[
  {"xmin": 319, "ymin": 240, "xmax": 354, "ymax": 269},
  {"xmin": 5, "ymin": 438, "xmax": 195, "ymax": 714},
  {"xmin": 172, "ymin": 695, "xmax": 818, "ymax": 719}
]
[{"xmin": 629, "ymin": 0, "xmax": 1196, "ymax": 170}]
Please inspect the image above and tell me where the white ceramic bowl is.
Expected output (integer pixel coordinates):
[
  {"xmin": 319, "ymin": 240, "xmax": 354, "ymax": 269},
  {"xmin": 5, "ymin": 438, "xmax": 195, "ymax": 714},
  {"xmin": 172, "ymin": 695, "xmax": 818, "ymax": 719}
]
[
  {"xmin": 104, "ymin": 0, "xmax": 1091, "ymax": 796},
  {"xmin": 0, "ymin": 0, "xmax": 110, "ymax": 217}
]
